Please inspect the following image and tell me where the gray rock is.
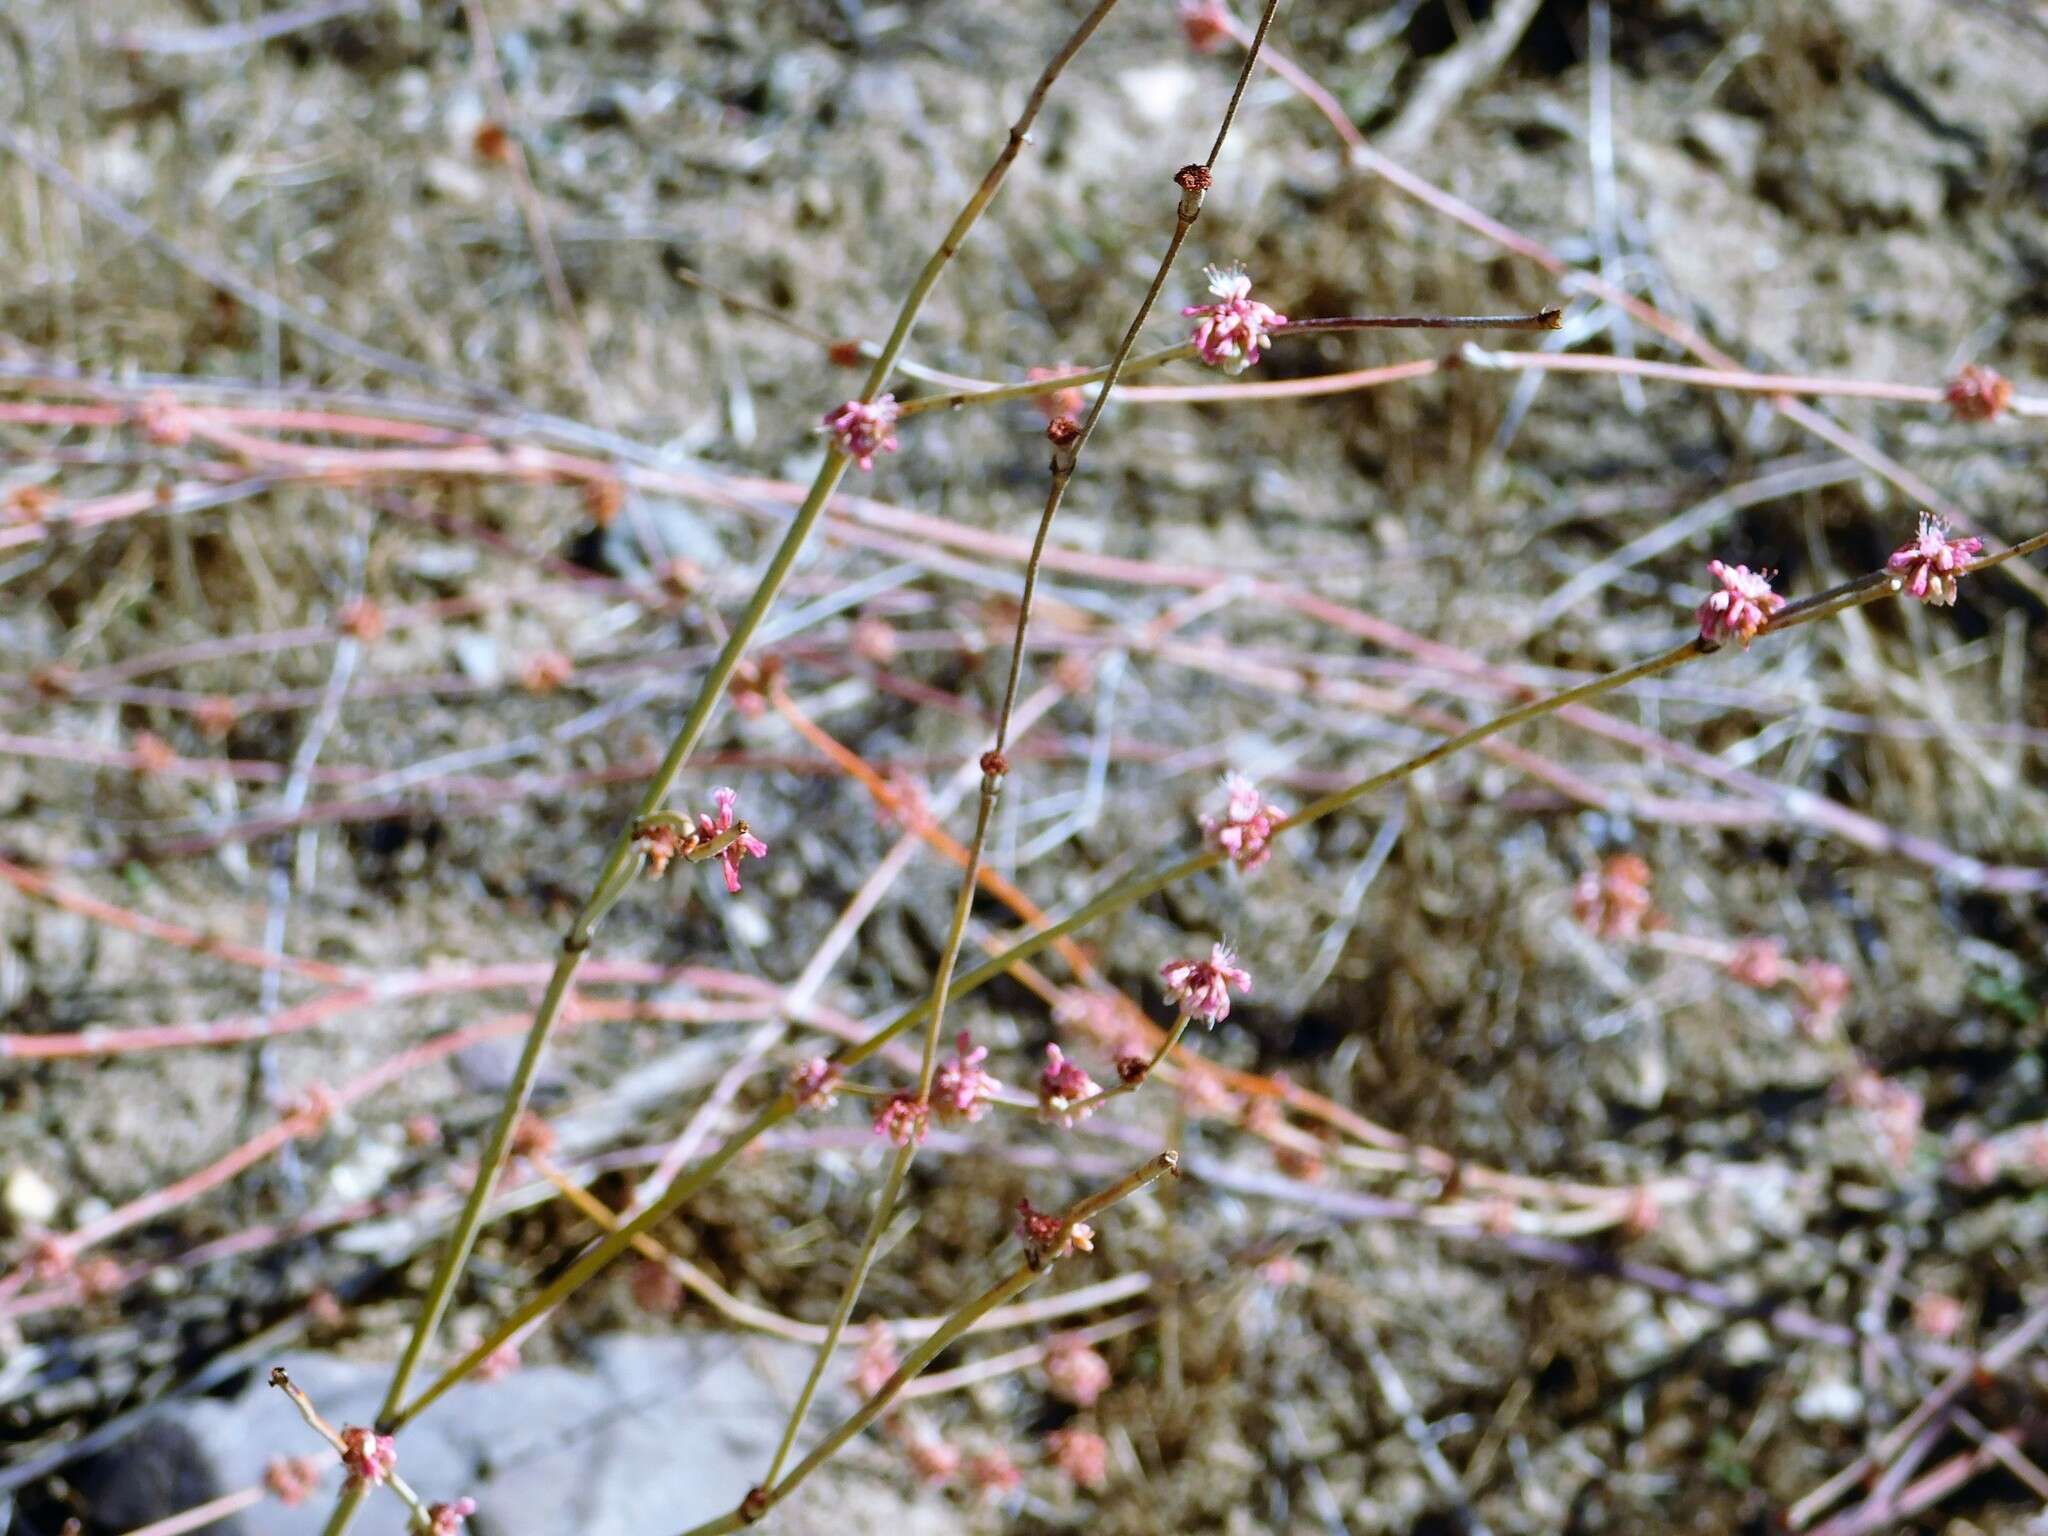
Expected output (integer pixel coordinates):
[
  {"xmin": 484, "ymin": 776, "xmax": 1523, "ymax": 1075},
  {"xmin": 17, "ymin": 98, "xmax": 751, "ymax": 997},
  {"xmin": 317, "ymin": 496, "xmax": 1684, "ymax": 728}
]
[{"xmin": 39, "ymin": 1336, "xmax": 948, "ymax": 1536}]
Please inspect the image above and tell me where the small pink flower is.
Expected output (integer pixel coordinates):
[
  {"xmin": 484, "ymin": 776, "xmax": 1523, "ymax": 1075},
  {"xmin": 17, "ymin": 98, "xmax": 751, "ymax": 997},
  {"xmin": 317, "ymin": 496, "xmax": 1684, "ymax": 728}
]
[
  {"xmin": 264, "ymin": 1455, "xmax": 326, "ymax": 1507},
  {"xmin": 933, "ymin": 1031, "xmax": 1003, "ymax": 1124},
  {"xmin": 1834, "ymin": 1065, "xmax": 1921, "ymax": 1170},
  {"xmin": 1912, "ymin": 1291, "xmax": 1964, "ymax": 1341},
  {"xmin": 1017, "ymin": 1198, "xmax": 1094, "ymax": 1266},
  {"xmin": 1178, "ymin": 0, "xmax": 1232, "ymax": 51},
  {"xmin": 1798, "ymin": 960, "xmax": 1851, "ymax": 1034},
  {"xmin": 905, "ymin": 1436, "xmax": 960, "ymax": 1485},
  {"xmin": 1697, "ymin": 559, "xmax": 1785, "ymax": 649},
  {"xmin": 1159, "ymin": 942, "xmax": 1252, "ymax": 1024},
  {"xmin": 1043, "ymin": 1334, "xmax": 1112, "ymax": 1407},
  {"xmin": 138, "ymin": 390, "xmax": 192, "ymax": 446},
  {"xmin": 475, "ymin": 1340, "xmax": 521, "ymax": 1382},
  {"xmin": 428, "ymin": 1498, "xmax": 478, "ymax": 1535},
  {"xmin": 1725, "ymin": 937, "xmax": 1784, "ymax": 990},
  {"xmin": 1572, "ymin": 853, "xmax": 1655, "ymax": 941},
  {"xmin": 1945, "ymin": 363, "xmax": 2012, "ymax": 423},
  {"xmin": 1027, "ymin": 365, "xmax": 1085, "ymax": 421},
  {"xmin": 873, "ymin": 1091, "xmax": 930, "ymax": 1148},
  {"xmin": 965, "ymin": 1449, "xmax": 1023, "ymax": 1498},
  {"xmin": 851, "ymin": 1322, "xmax": 900, "ymax": 1398},
  {"xmin": 1183, "ymin": 265, "xmax": 1286, "ymax": 374},
  {"xmin": 1038, "ymin": 1043, "xmax": 1102, "ymax": 1125},
  {"xmin": 790, "ymin": 1057, "xmax": 843, "ymax": 1112},
  {"xmin": 1045, "ymin": 1427, "xmax": 1109, "ymax": 1489},
  {"xmin": 1200, "ymin": 772, "xmax": 1284, "ymax": 872},
  {"xmin": 696, "ymin": 786, "xmax": 768, "ymax": 894},
  {"xmin": 1948, "ymin": 1133, "xmax": 2002, "ymax": 1188},
  {"xmin": 822, "ymin": 394, "xmax": 901, "ymax": 470},
  {"xmin": 630, "ymin": 1257, "xmax": 683, "ymax": 1315},
  {"xmin": 339, "ymin": 1425, "xmax": 397, "ymax": 1487},
  {"xmin": 1887, "ymin": 514, "xmax": 1983, "ymax": 607}
]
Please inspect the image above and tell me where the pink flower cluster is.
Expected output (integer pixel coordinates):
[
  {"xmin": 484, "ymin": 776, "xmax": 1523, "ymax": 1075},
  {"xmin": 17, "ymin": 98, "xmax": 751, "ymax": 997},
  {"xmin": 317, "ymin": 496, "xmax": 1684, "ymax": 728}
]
[
  {"xmin": 1160, "ymin": 943, "xmax": 1252, "ymax": 1024},
  {"xmin": 1183, "ymin": 265, "xmax": 1285, "ymax": 374},
  {"xmin": 699, "ymin": 787, "xmax": 769, "ymax": 894},
  {"xmin": 933, "ymin": 1032, "xmax": 1003, "ymax": 1124},
  {"xmin": 1045, "ymin": 1427, "xmax": 1109, "ymax": 1488},
  {"xmin": 1944, "ymin": 363, "xmax": 2012, "ymax": 423},
  {"xmin": 790, "ymin": 1056, "xmax": 843, "ymax": 1112},
  {"xmin": 822, "ymin": 394, "xmax": 901, "ymax": 470},
  {"xmin": 1200, "ymin": 772, "xmax": 1284, "ymax": 872},
  {"xmin": 1573, "ymin": 853, "xmax": 1655, "ymax": 941},
  {"xmin": 264, "ymin": 1455, "xmax": 326, "ymax": 1507},
  {"xmin": 851, "ymin": 1323, "xmax": 900, "ymax": 1398},
  {"xmin": 1038, "ymin": 1043, "xmax": 1101, "ymax": 1125},
  {"xmin": 1887, "ymin": 514, "xmax": 1983, "ymax": 607},
  {"xmin": 1043, "ymin": 1334, "xmax": 1112, "ymax": 1407},
  {"xmin": 965, "ymin": 1450, "xmax": 1023, "ymax": 1498},
  {"xmin": 339, "ymin": 1425, "xmax": 397, "ymax": 1487},
  {"xmin": 1017, "ymin": 1198, "xmax": 1094, "ymax": 1265},
  {"xmin": 428, "ymin": 1499, "xmax": 478, "ymax": 1534},
  {"xmin": 873, "ymin": 1091, "xmax": 930, "ymax": 1147},
  {"xmin": 1696, "ymin": 559, "xmax": 1784, "ymax": 648},
  {"xmin": 1178, "ymin": 0, "xmax": 1232, "ymax": 51}
]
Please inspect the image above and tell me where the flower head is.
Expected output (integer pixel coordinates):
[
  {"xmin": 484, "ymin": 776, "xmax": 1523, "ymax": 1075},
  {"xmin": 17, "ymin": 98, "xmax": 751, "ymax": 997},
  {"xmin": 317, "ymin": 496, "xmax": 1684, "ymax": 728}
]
[
  {"xmin": 933, "ymin": 1031, "xmax": 1003, "ymax": 1124},
  {"xmin": 1017, "ymin": 1198, "xmax": 1094, "ymax": 1266},
  {"xmin": 1797, "ymin": 960, "xmax": 1851, "ymax": 1035},
  {"xmin": 1696, "ymin": 559, "xmax": 1784, "ymax": 648},
  {"xmin": 1043, "ymin": 1334, "xmax": 1112, "ymax": 1407},
  {"xmin": 1725, "ymin": 937, "xmax": 1784, "ymax": 990},
  {"xmin": 789, "ymin": 1056, "xmax": 843, "ymax": 1112},
  {"xmin": 1913, "ymin": 1291, "xmax": 1964, "ymax": 1341},
  {"xmin": 475, "ymin": 1339, "xmax": 521, "ymax": 1381},
  {"xmin": 1183, "ymin": 265, "xmax": 1286, "ymax": 374},
  {"xmin": 851, "ymin": 1322, "xmax": 900, "ymax": 1398},
  {"xmin": 1045, "ymin": 1427, "xmax": 1109, "ymax": 1489},
  {"xmin": 631, "ymin": 1256, "xmax": 683, "ymax": 1315},
  {"xmin": 873, "ymin": 1091, "xmax": 930, "ymax": 1148},
  {"xmin": 1944, "ymin": 363, "xmax": 2012, "ymax": 423},
  {"xmin": 1027, "ymin": 365, "xmax": 1085, "ymax": 421},
  {"xmin": 339, "ymin": 1425, "xmax": 398, "ymax": 1487},
  {"xmin": 194, "ymin": 694, "xmax": 240, "ymax": 741},
  {"xmin": 822, "ymin": 394, "xmax": 901, "ymax": 470},
  {"xmin": 905, "ymin": 1436, "xmax": 960, "ymax": 1485},
  {"xmin": 1200, "ymin": 771, "xmax": 1285, "ymax": 872},
  {"xmin": 1572, "ymin": 853, "xmax": 1655, "ymax": 941},
  {"xmin": 1038, "ymin": 1043, "xmax": 1102, "ymax": 1125},
  {"xmin": 138, "ymin": 390, "xmax": 192, "ymax": 446},
  {"xmin": 1178, "ymin": 0, "xmax": 1233, "ymax": 51},
  {"xmin": 428, "ymin": 1498, "xmax": 478, "ymax": 1535},
  {"xmin": 965, "ymin": 1449, "xmax": 1023, "ymax": 1498},
  {"xmin": 519, "ymin": 650, "xmax": 574, "ymax": 695},
  {"xmin": 697, "ymin": 786, "xmax": 768, "ymax": 894},
  {"xmin": 1887, "ymin": 514, "xmax": 1983, "ymax": 607},
  {"xmin": 1159, "ymin": 943, "xmax": 1251, "ymax": 1024},
  {"xmin": 264, "ymin": 1455, "xmax": 326, "ymax": 1507}
]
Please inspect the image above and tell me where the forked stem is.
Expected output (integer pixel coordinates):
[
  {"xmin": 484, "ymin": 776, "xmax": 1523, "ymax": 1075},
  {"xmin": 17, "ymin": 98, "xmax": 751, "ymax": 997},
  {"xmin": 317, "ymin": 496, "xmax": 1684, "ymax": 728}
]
[
  {"xmin": 684, "ymin": 1152, "xmax": 1181, "ymax": 1535},
  {"xmin": 347, "ymin": 0, "xmax": 1133, "ymax": 1487}
]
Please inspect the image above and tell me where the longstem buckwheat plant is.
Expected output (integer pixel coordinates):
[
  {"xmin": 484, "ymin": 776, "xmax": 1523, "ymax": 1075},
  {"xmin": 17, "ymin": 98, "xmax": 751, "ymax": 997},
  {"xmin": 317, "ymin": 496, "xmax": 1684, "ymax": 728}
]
[
  {"xmin": 329, "ymin": 4, "xmax": 1132, "ymax": 1532},
  {"xmin": 391, "ymin": 528, "xmax": 2048, "ymax": 1442},
  {"xmin": 754, "ymin": 0, "xmax": 1290, "ymax": 1490}
]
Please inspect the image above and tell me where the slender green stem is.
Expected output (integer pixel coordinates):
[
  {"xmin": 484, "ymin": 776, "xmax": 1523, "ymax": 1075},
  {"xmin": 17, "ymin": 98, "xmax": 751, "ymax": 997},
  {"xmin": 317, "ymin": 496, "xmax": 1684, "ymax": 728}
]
[
  {"xmin": 392, "ymin": 529, "xmax": 2048, "ymax": 1433},
  {"xmin": 898, "ymin": 342, "xmax": 1194, "ymax": 417},
  {"xmin": 731, "ymin": 6, "xmax": 1272, "ymax": 1486},
  {"xmin": 1065, "ymin": 1008, "xmax": 1194, "ymax": 1118},
  {"xmin": 894, "ymin": 308, "xmax": 1559, "ymax": 419},
  {"xmin": 681, "ymin": 1152, "xmax": 1180, "ymax": 1536},
  {"xmin": 759, "ymin": 1145, "xmax": 914, "ymax": 1486},
  {"xmin": 351, "ymin": 0, "xmax": 1128, "ymax": 1476}
]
